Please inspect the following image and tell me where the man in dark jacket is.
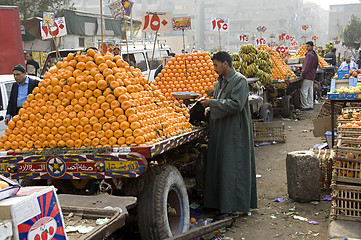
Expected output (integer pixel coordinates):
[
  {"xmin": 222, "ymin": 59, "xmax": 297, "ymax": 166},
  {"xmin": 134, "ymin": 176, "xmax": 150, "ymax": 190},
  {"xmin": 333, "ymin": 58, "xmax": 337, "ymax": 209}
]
[
  {"xmin": 5, "ymin": 64, "xmax": 39, "ymax": 125},
  {"xmin": 324, "ymin": 48, "xmax": 336, "ymax": 66},
  {"xmin": 300, "ymin": 41, "xmax": 318, "ymax": 111}
]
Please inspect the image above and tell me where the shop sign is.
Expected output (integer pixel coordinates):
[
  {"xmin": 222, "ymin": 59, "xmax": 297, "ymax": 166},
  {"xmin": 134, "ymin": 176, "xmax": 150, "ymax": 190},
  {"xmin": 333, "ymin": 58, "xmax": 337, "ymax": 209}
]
[{"xmin": 172, "ymin": 16, "xmax": 191, "ymax": 31}]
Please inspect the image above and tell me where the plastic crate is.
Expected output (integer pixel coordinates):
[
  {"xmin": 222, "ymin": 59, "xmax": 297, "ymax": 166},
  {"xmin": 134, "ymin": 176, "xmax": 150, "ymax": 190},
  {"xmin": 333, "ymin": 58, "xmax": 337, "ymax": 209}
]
[
  {"xmin": 337, "ymin": 70, "xmax": 350, "ymax": 79},
  {"xmin": 253, "ymin": 121, "xmax": 286, "ymax": 143},
  {"xmin": 331, "ymin": 184, "xmax": 361, "ymax": 221}
]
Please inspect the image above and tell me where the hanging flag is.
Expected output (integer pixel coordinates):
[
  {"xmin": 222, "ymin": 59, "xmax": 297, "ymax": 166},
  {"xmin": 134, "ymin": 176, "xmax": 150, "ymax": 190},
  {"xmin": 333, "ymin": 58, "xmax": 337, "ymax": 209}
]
[
  {"xmin": 121, "ymin": 0, "xmax": 134, "ymax": 16},
  {"xmin": 108, "ymin": 0, "xmax": 123, "ymax": 19}
]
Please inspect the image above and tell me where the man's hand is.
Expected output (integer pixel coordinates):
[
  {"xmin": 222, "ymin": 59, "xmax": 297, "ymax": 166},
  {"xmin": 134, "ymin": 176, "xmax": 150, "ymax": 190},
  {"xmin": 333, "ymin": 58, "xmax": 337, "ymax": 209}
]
[
  {"xmin": 4, "ymin": 117, "xmax": 10, "ymax": 126},
  {"xmin": 200, "ymin": 99, "xmax": 210, "ymax": 108}
]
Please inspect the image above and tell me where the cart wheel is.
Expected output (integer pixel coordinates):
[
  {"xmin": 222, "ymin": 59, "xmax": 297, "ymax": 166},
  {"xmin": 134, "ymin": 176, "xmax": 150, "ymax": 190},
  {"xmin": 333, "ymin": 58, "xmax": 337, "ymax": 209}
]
[
  {"xmin": 292, "ymin": 91, "xmax": 301, "ymax": 109},
  {"xmin": 259, "ymin": 103, "xmax": 273, "ymax": 122},
  {"xmin": 282, "ymin": 95, "xmax": 292, "ymax": 118},
  {"xmin": 138, "ymin": 165, "xmax": 190, "ymax": 239}
]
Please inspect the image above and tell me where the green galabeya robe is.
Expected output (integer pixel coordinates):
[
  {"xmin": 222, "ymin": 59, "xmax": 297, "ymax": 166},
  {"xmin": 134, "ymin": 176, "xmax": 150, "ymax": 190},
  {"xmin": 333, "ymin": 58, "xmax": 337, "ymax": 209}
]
[{"xmin": 204, "ymin": 70, "xmax": 257, "ymax": 213}]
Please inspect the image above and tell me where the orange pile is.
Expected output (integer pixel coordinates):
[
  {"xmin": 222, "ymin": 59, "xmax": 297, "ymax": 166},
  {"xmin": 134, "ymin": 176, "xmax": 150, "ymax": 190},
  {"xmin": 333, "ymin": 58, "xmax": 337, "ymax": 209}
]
[
  {"xmin": 0, "ymin": 49, "xmax": 192, "ymax": 151},
  {"xmin": 296, "ymin": 45, "xmax": 330, "ymax": 67},
  {"xmin": 296, "ymin": 45, "xmax": 307, "ymax": 56},
  {"xmin": 318, "ymin": 56, "xmax": 330, "ymax": 68},
  {"xmin": 258, "ymin": 46, "xmax": 296, "ymax": 80},
  {"xmin": 152, "ymin": 52, "xmax": 218, "ymax": 101}
]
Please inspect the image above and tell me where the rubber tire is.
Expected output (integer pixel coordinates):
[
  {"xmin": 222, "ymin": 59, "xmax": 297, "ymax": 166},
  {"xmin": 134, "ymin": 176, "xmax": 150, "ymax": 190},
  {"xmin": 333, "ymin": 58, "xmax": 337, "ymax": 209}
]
[
  {"xmin": 282, "ymin": 95, "xmax": 292, "ymax": 118},
  {"xmin": 138, "ymin": 165, "xmax": 190, "ymax": 240},
  {"xmin": 259, "ymin": 103, "xmax": 273, "ymax": 122},
  {"xmin": 292, "ymin": 90, "xmax": 301, "ymax": 109}
]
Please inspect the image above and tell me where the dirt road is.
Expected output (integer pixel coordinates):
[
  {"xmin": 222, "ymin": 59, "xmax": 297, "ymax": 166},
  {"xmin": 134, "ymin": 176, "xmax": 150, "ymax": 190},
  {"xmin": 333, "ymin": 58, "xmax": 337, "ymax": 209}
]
[{"xmin": 223, "ymin": 103, "xmax": 331, "ymax": 239}]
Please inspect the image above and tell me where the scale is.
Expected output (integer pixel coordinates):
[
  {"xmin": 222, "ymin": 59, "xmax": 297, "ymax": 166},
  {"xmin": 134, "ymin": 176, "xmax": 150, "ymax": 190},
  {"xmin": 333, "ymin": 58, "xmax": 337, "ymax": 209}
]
[{"xmin": 171, "ymin": 91, "xmax": 200, "ymax": 106}]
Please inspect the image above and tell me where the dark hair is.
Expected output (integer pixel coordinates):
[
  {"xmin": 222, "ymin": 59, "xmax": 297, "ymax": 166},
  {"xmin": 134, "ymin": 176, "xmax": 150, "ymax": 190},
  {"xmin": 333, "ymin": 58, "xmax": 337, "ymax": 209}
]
[
  {"xmin": 305, "ymin": 41, "xmax": 314, "ymax": 47},
  {"xmin": 26, "ymin": 51, "xmax": 33, "ymax": 57},
  {"xmin": 211, "ymin": 51, "xmax": 232, "ymax": 69},
  {"xmin": 331, "ymin": 48, "xmax": 336, "ymax": 53}
]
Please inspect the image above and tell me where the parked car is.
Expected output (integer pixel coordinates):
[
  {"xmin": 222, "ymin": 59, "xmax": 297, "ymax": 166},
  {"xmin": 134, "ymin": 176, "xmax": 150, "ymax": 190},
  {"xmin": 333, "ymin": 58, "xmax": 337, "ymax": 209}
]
[{"xmin": 0, "ymin": 74, "xmax": 41, "ymax": 136}]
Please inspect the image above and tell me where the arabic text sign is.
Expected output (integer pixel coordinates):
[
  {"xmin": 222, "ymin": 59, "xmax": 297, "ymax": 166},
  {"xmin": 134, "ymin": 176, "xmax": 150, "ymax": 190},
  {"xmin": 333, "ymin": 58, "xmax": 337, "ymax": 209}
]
[
  {"xmin": 211, "ymin": 18, "xmax": 229, "ymax": 32},
  {"xmin": 255, "ymin": 37, "xmax": 267, "ymax": 47},
  {"xmin": 40, "ymin": 17, "xmax": 67, "ymax": 40},
  {"xmin": 109, "ymin": 0, "xmax": 123, "ymax": 19},
  {"xmin": 239, "ymin": 34, "xmax": 249, "ymax": 42},
  {"xmin": 121, "ymin": 0, "xmax": 134, "ymax": 16},
  {"xmin": 172, "ymin": 17, "xmax": 191, "ymax": 31},
  {"xmin": 42, "ymin": 12, "xmax": 55, "ymax": 27},
  {"xmin": 142, "ymin": 12, "xmax": 171, "ymax": 33}
]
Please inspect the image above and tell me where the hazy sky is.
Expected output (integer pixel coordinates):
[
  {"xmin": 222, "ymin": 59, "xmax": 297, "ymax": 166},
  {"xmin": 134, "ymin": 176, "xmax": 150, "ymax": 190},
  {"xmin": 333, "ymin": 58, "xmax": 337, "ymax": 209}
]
[{"xmin": 306, "ymin": 0, "xmax": 360, "ymax": 9}]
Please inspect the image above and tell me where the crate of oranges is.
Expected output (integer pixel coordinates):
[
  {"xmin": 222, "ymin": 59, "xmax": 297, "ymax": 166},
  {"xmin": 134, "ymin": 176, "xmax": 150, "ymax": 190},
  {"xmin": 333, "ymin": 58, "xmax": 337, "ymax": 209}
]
[
  {"xmin": 333, "ymin": 137, "xmax": 361, "ymax": 184},
  {"xmin": 0, "ymin": 48, "xmax": 196, "ymax": 151},
  {"xmin": 337, "ymin": 121, "xmax": 361, "ymax": 139}
]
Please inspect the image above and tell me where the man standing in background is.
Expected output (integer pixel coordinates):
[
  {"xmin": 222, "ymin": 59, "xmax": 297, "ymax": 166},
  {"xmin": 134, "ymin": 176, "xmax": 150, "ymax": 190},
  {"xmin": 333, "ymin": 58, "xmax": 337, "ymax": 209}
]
[{"xmin": 300, "ymin": 41, "xmax": 318, "ymax": 111}]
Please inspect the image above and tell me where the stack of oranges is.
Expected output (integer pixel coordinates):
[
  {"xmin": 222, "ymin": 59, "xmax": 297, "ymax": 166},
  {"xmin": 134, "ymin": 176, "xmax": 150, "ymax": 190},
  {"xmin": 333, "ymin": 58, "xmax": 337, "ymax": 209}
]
[
  {"xmin": 0, "ymin": 49, "xmax": 193, "ymax": 151},
  {"xmin": 152, "ymin": 52, "xmax": 218, "ymax": 101},
  {"xmin": 296, "ymin": 45, "xmax": 330, "ymax": 68},
  {"xmin": 258, "ymin": 46, "xmax": 296, "ymax": 80}
]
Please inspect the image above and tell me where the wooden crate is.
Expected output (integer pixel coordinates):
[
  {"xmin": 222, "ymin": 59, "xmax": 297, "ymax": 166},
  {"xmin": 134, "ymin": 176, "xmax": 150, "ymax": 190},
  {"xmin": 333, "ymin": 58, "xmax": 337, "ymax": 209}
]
[
  {"xmin": 334, "ymin": 137, "xmax": 361, "ymax": 184},
  {"xmin": 313, "ymin": 148, "xmax": 334, "ymax": 190},
  {"xmin": 337, "ymin": 125, "xmax": 361, "ymax": 138},
  {"xmin": 331, "ymin": 184, "xmax": 361, "ymax": 221},
  {"xmin": 253, "ymin": 121, "xmax": 285, "ymax": 143}
]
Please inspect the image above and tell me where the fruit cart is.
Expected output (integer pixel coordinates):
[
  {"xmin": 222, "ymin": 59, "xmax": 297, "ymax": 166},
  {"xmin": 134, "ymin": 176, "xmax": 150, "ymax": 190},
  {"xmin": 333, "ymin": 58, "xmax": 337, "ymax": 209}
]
[
  {"xmin": 247, "ymin": 78, "xmax": 273, "ymax": 122},
  {"xmin": 265, "ymin": 77, "xmax": 303, "ymax": 117},
  {"xmin": 0, "ymin": 128, "xmax": 207, "ymax": 240}
]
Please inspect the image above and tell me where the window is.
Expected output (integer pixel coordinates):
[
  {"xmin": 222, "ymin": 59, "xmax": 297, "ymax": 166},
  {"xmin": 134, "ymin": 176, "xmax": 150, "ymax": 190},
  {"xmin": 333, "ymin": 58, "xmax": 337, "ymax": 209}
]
[
  {"xmin": 4, "ymin": 83, "xmax": 13, "ymax": 108},
  {"xmin": 122, "ymin": 52, "xmax": 148, "ymax": 72},
  {"xmin": 79, "ymin": 37, "xmax": 85, "ymax": 47},
  {"xmin": 146, "ymin": 50, "xmax": 169, "ymax": 70}
]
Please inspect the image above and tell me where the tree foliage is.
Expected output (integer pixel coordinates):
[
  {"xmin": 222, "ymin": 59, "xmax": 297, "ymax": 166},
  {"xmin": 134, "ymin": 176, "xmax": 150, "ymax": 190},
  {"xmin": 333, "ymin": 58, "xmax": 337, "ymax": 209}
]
[
  {"xmin": 342, "ymin": 14, "xmax": 361, "ymax": 43},
  {"xmin": 2, "ymin": 0, "xmax": 75, "ymax": 22}
]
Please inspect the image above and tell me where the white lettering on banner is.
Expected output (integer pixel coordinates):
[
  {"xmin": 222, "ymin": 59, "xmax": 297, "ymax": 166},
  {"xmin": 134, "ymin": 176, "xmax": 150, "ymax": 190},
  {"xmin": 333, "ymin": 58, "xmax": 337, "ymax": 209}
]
[
  {"xmin": 40, "ymin": 17, "xmax": 67, "ymax": 40},
  {"xmin": 142, "ymin": 12, "xmax": 171, "ymax": 33},
  {"xmin": 211, "ymin": 18, "xmax": 229, "ymax": 32}
]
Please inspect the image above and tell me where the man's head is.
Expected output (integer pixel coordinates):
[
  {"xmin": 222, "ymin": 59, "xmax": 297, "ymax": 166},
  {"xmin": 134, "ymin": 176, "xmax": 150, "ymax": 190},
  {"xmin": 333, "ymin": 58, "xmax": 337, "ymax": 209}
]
[
  {"xmin": 211, "ymin": 51, "xmax": 233, "ymax": 77},
  {"xmin": 305, "ymin": 41, "xmax": 314, "ymax": 51},
  {"xmin": 331, "ymin": 48, "xmax": 336, "ymax": 53},
  {"xmin": 25, "ymin": 51, "xmax": 33, "ymax": 61},
  {"xmin": 346, "ymin": 57, "xmax": 351, "ymax": 63},
  {"xmin": 12, "ymin": 64, "xmax": 27, "ymax": 84}
]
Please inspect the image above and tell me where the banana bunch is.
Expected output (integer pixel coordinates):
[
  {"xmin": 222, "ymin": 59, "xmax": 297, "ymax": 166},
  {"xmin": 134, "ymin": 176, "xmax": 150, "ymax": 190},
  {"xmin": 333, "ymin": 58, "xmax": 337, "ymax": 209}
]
[
  {"xmin": 240, "ymin": 53, "xmax": 257, "ymax": 64},
  {"xmin": 325, "ymin": 42, "xmax": 335, "ymax": 54},
  {"xmin": 243, "ymin": 63, "xmax": 259, "ymax": 78},
  {"xmin": 255, "ymin": 50, "xmax": 273, "ymax": 84},
  {"xmin": 257, "ymin": 50, "xmax": 269, "ymax": 61},
  {"xmin": 240, "ymin": 44, "xmax": 257, "ymax": 54},
  {"xmin": 256, "ymin": 69, "xmax": 272, "ymax": 84},
  {"xmin": 231, "ymin": 53, "xmax": 241, "ymax": 72}
]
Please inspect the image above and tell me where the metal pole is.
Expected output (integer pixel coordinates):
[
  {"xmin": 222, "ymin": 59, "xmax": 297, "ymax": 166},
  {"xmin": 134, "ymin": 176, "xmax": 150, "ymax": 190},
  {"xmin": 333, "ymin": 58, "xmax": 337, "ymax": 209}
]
[
  {"xmin": 218, "ymin": 29, "xmax": 221, "ymax": 51},
  {"xmin": 183, "ymin": 29, "xmax": 188, "ymax": 80},
  {"xmin": 130, "ymin": 10, "xmax": 133, "ymax": 41}
]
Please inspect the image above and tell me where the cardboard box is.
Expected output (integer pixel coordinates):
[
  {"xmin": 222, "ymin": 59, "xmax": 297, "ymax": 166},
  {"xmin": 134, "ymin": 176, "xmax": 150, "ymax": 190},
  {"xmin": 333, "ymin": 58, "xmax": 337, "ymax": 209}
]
[
  {"xmin": 313, "ymin": 116, "xmax": 336, "ymax": 137},
  {"xmin": 0, "ymin": 186, "xmax": 67, "ymax": 240}
]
